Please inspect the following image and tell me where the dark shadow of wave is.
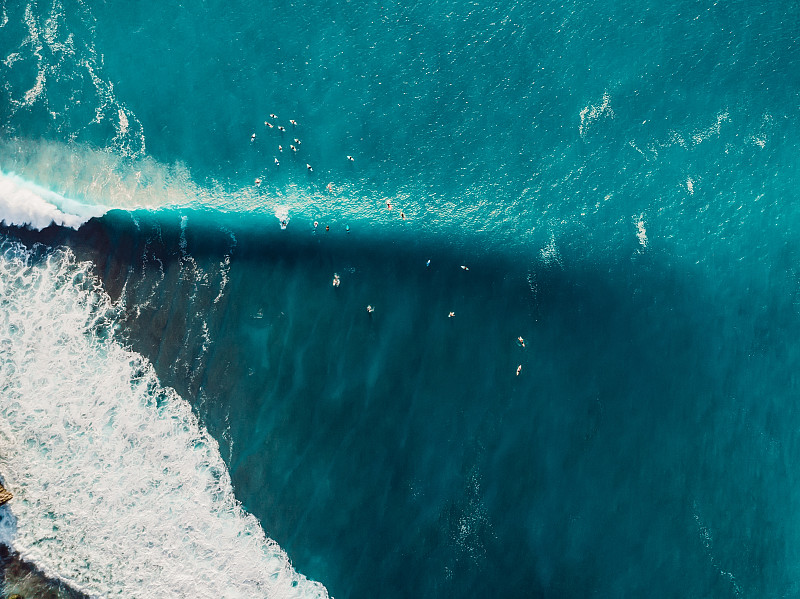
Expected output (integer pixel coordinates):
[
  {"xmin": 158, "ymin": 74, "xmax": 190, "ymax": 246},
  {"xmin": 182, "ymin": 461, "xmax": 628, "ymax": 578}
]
[{"xmin": 3, "ymin": 209, "xmax": 800, "ymax": 599}]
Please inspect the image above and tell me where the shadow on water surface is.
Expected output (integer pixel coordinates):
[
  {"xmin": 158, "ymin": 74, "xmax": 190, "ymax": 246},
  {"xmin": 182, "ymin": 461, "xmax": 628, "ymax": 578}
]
[{"xmin": 5, "ymin": 209, "xmax": 800, "ymax": 598}]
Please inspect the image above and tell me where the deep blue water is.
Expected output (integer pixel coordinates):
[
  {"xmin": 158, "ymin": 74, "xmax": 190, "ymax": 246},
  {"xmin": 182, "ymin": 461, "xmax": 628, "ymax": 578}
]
[{"xmin": 2, "ymin": 0, "xmax": 800, "ymax": 597}]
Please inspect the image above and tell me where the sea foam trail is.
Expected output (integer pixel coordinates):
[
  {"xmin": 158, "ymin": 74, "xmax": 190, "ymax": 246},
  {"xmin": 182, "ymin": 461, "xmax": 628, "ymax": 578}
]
[
  {"xmin": 0, "ymin": 239, "xmax": 328, "ymax": 599},
  {"xmin": 0, "ymin": 172, "xmax": 106, "ymax": 230}
]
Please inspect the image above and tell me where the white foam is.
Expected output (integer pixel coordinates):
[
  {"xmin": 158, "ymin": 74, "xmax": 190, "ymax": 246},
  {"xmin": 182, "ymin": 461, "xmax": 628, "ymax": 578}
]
[
  {"xmin": 118, "ymin": 108, "xmax": 129, "ymax": 137},
  {"xmin": 690, "ymin": 111, "xmax": 730, "ymax": 145},
  {"xmin": 3, "ymin": 52, "xmax": 22, "ymax": 67},
  {"xmin": 634, "ymin": 213, "xmax": 648, "ymax": 248},
  {"xmin": 579, "ymin": 92, "xmax": 613, "ymax": 138},
  {"xmin": 540, "ymin": 233, "xmax": 562, "ymax": 266},
  {"xmin": 692, "ymin": 502, "xmax": 742, "ymax": 598},
  {"xmin": 748, "ymin": 112, "xmax": 773, "ymax": 149},
  {"xmin": 0, "ymin": 171, "xmax": 106, "ymax": 229},
  {"xmin": 275, "ymin": 205, "xmax": 290, "ymax": 228},
  {"xmin": 0, "ymin": 240, "xmax": 329, "ymax": 599}
]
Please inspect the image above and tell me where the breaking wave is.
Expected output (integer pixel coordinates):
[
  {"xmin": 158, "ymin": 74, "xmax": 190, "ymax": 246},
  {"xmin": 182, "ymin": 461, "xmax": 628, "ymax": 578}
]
[{"xmin": 0, "ymin": 239, "xmax": 328, "ymax": 599}]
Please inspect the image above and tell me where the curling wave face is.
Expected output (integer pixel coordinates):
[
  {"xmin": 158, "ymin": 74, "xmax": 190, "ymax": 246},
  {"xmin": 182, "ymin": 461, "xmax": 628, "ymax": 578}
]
[
  {"xmin": 0, "ymin": 170, "xmax": 106, "ymax": 230},
  {"xmin": 0, "ymin": 240, "xmax": 328, "ymax": 599}
]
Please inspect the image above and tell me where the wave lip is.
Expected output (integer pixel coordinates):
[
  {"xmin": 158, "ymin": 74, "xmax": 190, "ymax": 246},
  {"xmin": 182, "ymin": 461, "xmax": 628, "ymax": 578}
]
[
  {"xmin": 0, "ymin": 240, "xmax": 328, "ymax": 599},
  {"xmin": 0, "ymin": 171, "xmax": 106, "ymax": 230}
]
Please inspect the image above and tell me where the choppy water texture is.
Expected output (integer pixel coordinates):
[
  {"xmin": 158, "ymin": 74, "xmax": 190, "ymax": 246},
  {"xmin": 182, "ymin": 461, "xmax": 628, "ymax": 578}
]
[{"xmin": 1, "ymin": 0, "xmax": 800, "ymax": 597}]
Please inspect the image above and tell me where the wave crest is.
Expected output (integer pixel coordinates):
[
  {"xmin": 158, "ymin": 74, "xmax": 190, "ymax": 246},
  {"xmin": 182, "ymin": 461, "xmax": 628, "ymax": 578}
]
[{"xmin": 0, "ymin": 171, "xmax": 106, "ymax": 229}]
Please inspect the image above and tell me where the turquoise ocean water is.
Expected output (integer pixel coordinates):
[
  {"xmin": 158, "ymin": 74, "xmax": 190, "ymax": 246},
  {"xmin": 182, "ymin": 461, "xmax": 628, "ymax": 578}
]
[{"xmin": 1, "ymin": 0, "xmax": 800, "ymax": 597}]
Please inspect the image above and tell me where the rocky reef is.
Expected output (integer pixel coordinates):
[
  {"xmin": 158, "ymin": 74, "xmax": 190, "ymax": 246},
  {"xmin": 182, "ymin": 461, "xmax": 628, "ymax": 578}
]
[{"xmin": 0, "ymin": 545, "xmax": 88, "ymax": 599}]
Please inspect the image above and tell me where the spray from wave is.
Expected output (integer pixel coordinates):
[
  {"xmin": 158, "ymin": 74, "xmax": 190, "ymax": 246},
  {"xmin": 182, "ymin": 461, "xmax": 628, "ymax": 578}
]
[{"xmin": 0, "ymin": 171, "xmax": 105, "ymax": 229}]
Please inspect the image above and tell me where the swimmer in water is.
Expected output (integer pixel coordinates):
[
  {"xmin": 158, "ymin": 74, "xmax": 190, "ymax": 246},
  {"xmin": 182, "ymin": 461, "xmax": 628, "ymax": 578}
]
[
  {"xmin": 367, "ymin": 305, "xmax": 375, "ymax": 314},
  {"xmin": 325, "ymin": 225, "xmax": 330, "ymax": 231},
  {"xmin": 517, "ymin": 336, "xmax": 526, "ymax": 348},
  {"xmin": 516, "ymin": 365, "xmax": 522, "ymax": 376},
  {"xmin": 326, "ymin": 182, "xmax": 332, "ymax": 192},
  {"xmin": 346, "ymin": 225, "xmax": 350, "ymax": 233},
  {"xmin": 332, "ymin": 273, "xmax": 340, "ymax": 287}
]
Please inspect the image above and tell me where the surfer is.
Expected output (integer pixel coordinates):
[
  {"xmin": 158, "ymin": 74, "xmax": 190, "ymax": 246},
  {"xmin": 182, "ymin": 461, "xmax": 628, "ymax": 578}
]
[
  {"xmin": 274, "ymin": 158, "xmax": 280, "ymax": 166},
  {"xmin": 278, "ymin": 145, "xmax": 283, "ymax": 152},
  {"xmin": 517, "ymin": 336, "xmax": 526, "ymax": 348},
  {"xmin": 270, "ymin": 113, "xmax": 278, "ymax": 119},
  {"xmin": 265, "ymin": 121, "xmax": 273, "ymax": 128},
  {"xmin": 314, "ymin": 221, "xmax": 319, "ymax": 229},
  {"xmin": 516, "ymin": 365, "xmax": 522, "ymax": 376},
  {"xmin": 254, "ymin": 177, "xmax": 262, "ymax": 186},
  {"xmin": 400, "ymin": 211, "xmax": 406, "ymax": 220},
  {"xmin": 426, "ymin": 259, "xmax": 431, "ymax": 267},
  {"xmin": 332, "ymin": 273, "xmax": 340, "ymax": 287},
  {"xmin": 290, "ymin": 144, "xmax": 297, "ymax": 152},
  {"xmin": 326, "ymin": 182, "xmax": 332, "ymax": 192},
  {"xmin": 294, "ymin": 138, "xmax": 301, "ymax": 145},
  {"xmin": 250, "ymin": 133, "xmax": 256, "ymax": 142},
  {"xmin": 386, "ymin": 200, "xmax": 393, "ymax": 211},
  {"xmin": 290, "ymin": 119, "xmax": 297, "ymax": 126},
  {"xmin": 307, "ymin": 163, "xmax": 313, "ymax": 172},
  {"xmin": 280, "ymin": 219, "xmax": 288, "ymax": 229},
  {"xmin": 347, "ymin": 155, "xmax": 354, "ymax": 162},
  {"xmin": 367, "ymin": 305, "xmax": 375, "ymax": 314},
  {"xmin": 460, "ymin": 265, "xmax": 469, "ymax": 271},
  {"xmin": 448, "ymin": 311, "xmax": 455, "ymax": 318},
  {"xmin": 278, "ymin": 125, "xmax": 286, "ymax": 132}
]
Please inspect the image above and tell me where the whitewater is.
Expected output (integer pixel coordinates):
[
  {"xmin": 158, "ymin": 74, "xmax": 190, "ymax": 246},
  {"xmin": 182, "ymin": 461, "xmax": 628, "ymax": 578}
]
[{"xmin": 0, "ymin": 237, "xmax": 327, "ymax": 598}]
